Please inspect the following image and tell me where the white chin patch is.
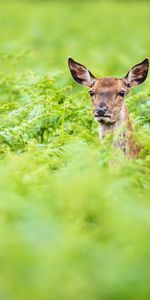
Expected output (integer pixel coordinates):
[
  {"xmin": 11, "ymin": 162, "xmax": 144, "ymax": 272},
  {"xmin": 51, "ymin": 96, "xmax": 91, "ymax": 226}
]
[{"xmin": 95, "ymin": 116, "xmax": 110, "ymax": 123}]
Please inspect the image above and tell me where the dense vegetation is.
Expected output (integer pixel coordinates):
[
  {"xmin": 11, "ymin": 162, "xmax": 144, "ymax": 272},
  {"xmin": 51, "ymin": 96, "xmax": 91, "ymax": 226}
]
[{"xmin": 0, "ymin": 1, "xmax": 150, "ymax": 299}]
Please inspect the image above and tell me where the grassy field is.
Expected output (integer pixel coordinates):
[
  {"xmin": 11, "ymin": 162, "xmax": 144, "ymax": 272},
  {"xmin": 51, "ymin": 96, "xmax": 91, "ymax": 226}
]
[{"xmin": 0, "ymin": 1, "xmax": 150, "ymax": 299}]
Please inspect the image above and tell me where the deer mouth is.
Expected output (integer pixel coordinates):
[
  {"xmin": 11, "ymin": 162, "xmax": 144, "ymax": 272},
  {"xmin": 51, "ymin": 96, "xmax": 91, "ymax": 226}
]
[{"xmin": 94, "ymin": 115, "xmax": 111, "ymax": 123}]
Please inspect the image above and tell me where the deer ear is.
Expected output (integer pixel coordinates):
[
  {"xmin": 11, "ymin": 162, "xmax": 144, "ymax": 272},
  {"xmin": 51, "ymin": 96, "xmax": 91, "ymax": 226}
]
[
  {"xmin": 68, "ymin": 57, "xmax": 96, "ymax": 87},
  {"xmin": 124, "ymin": 58, "xmax": 149, "ymax": 87}
]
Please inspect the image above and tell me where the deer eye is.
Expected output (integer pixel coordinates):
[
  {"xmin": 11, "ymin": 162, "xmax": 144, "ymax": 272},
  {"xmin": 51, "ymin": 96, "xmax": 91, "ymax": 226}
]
[
  {"xmin": 118, "ymin": 91, "xmax": 126, "ymax": 97},
  {"xmin": 89, "ymin": 90, "xmax": 94, "ymax": 97}
]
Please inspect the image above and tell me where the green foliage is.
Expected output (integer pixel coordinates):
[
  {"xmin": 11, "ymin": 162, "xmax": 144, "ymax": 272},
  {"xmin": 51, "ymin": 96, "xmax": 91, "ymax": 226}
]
[
  {"xmin": 0, "ymin": 1, "xmax": 150, "ymax": 300},
  {"xmin": 0, "ymin": 72, "xmax": 95, "ymax": 152}
]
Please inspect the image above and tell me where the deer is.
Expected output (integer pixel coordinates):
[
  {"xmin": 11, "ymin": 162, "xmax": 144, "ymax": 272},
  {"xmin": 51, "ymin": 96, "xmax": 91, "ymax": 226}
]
[{"xmin": 68, "ymin": 57, "xmax": 149, "ymax": 158}]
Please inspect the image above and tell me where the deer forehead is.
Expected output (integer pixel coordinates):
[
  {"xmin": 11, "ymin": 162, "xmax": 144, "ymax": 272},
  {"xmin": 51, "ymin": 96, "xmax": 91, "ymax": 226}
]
[{"xmin": 93, "ymin": 77, "xmax": 125, "ymax": 93}]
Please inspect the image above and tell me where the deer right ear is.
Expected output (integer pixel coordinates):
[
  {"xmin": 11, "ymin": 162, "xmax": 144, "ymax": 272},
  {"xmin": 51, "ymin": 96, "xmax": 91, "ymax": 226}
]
[
  {"xmin": 68, "ymin": 57, "xmax": 96, "ymax": 87},
  {"xmin": 124, "ymin": 58, "xmax": 149, "ymax": 88}
]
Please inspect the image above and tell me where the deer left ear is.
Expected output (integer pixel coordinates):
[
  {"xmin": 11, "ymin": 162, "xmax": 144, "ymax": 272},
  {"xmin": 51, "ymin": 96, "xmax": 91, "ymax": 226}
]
[
  {"xmin": 68, "ymin": 57, "xmax": 96, "ymax": 87},
  {"xmin": 124, "ymin": 58, "xmax": 149, "ymax": 87}
]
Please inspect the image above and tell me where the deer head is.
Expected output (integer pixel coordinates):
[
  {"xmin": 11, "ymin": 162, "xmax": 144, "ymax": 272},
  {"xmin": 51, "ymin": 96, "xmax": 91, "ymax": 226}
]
[{"xmin": 68, "ymin": 57, "xmax": 149, "ymax": 124}]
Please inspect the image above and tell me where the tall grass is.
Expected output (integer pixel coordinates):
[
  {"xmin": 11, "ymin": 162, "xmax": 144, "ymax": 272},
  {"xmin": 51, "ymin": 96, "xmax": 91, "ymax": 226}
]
[{"xmin": 0, "ymin": 1, "xmax": 150, "ymax": 299}]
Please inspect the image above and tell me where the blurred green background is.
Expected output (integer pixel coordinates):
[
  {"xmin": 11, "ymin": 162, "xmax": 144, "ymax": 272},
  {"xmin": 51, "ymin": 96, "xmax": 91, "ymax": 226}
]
[
  {"xmin": 0, "ymin": 0, "xmax": 150, "ymax": 75},
  {"xmin": 0, "ymin": 1, "xmax": 150, "ymax": 299}
]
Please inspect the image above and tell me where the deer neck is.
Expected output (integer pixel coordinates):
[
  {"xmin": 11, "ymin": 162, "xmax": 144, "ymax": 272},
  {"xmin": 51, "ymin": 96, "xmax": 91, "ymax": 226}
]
[
  {"xmin": 99, "ymin": 104, "xmax": 141, "ymax": 158},
  {"xmin": 99, "ymin": 104, "xmax": 128, "ymax": 140}
]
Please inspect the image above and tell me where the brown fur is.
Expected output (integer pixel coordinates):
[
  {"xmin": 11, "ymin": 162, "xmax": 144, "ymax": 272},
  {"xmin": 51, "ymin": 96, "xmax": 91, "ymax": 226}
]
[{"xmin": 91, "ymin": 78, "xmax": 140, "ymax": 158}]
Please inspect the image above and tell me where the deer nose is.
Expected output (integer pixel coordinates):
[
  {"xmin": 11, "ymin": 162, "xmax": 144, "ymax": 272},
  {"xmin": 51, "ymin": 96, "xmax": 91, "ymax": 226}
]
[{"xmin": 94, "ymin": 106, "xmax": 108, "ymax": 117}]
